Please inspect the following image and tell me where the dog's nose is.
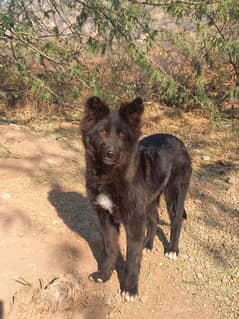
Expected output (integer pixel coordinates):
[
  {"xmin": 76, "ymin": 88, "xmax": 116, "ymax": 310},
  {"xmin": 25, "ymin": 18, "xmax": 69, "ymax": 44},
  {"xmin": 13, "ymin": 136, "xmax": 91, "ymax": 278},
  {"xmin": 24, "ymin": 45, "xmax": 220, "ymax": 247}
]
[{"xmin": 106, "ymin": 150, "xmax": 115, "ymax": 159}]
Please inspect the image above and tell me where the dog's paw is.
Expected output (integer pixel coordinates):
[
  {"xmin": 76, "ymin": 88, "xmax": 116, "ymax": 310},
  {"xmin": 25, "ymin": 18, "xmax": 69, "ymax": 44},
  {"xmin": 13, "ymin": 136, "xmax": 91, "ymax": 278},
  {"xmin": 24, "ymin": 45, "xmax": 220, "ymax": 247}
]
[
  {"xmin": 165, "ymin": 251, "xmax": 178, "ymax": 260},
  {"xmin": 143, "ymin": 239, "xmax": 153, "ymax": 252},
  {"xmin": 143, "ymin": 247, "xmax": 151, "ymax": 254},
  {"xmin": 121, "ymin": 290, "xmax": 138, "ymax": 302},
  {"xmin": 88, "ymin": 272, "xmax": 107, "ymax": 283}
]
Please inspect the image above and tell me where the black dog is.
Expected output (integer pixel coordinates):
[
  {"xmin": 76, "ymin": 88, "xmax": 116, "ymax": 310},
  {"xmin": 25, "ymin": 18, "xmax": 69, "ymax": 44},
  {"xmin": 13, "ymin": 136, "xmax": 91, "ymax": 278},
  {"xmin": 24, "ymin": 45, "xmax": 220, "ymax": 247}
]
[{"xmin": 81, "ymin": 96, "xmax": 192, "ymax": 300}]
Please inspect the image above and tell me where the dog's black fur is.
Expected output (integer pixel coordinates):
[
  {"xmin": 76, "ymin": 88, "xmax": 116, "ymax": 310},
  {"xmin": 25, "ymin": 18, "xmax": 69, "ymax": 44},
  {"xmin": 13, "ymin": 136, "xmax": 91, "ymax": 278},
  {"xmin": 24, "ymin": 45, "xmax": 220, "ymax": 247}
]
[{"xmin": 81, "ymin": 96, "xmax": 192, "ymax": 299}]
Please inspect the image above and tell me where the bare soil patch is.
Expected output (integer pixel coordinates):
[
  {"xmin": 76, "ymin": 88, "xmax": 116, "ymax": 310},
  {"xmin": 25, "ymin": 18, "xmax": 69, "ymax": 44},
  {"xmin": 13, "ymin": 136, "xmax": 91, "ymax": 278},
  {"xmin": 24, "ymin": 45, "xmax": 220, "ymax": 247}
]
[{"xmin": 0, "ymin": 105, "xmax": 238, "ymax": 318}]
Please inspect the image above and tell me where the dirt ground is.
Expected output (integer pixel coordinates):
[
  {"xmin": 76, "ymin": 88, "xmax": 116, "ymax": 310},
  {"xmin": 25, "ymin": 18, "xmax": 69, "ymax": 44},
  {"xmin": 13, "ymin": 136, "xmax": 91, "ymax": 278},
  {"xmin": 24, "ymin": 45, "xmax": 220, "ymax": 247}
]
[{"xmin": 0, "ymin": 105, "xmax": 238, "ymax": 319}]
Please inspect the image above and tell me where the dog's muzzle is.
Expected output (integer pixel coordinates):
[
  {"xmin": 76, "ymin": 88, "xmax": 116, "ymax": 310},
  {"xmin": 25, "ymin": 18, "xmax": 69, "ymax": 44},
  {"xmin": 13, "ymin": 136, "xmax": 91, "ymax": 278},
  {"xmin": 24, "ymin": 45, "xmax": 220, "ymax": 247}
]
[{"xmin": 103, "ymin": 149, "xmax": 120, "ymax": 165}]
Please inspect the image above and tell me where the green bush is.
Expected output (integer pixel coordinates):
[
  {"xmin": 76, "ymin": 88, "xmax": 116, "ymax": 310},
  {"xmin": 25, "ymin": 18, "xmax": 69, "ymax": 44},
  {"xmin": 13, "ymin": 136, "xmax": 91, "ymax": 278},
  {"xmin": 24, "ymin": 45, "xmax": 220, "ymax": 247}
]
[{"xmin": 0, "ymin": 0, "xmax": 238, "ymax": 118}]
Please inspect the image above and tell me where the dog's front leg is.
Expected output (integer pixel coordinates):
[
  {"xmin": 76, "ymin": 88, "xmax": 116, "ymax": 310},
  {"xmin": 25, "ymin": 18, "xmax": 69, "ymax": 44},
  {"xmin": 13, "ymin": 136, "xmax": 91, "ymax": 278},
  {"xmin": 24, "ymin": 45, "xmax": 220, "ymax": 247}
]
[
  {"xmin": 122, "ymin": 214, "xmax": 145, "ymax": 300},
  {"xmin": 89, "ymin": 209, "xmax": 120, "ymax": 283}
]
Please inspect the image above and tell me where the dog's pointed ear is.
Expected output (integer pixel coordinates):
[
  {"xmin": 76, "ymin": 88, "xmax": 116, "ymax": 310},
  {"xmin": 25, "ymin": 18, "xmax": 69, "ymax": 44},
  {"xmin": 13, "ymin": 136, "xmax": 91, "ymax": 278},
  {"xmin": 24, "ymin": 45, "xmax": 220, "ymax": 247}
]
[
  {"xmin": 81, "ymin": 96, "xmax": 109, "ymax": 143},
  {"xmin": 119, "ymin": 97, "xmax": 144, "ymax": 139},
  {"xmin": 85, "ymin": 96, "xmax": 109, "ymax": 120}
]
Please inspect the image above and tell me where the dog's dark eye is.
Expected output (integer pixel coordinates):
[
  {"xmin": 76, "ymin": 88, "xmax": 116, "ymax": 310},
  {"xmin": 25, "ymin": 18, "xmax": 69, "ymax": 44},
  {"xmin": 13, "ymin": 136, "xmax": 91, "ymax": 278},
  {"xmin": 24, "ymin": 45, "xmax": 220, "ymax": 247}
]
[
  {"xmin": 100, "ymin": 129, "xmax": 108, "ymax": 137},
  {"xmin": 118, "ymin": 131, "xmax": 125, "ymax": 138}
]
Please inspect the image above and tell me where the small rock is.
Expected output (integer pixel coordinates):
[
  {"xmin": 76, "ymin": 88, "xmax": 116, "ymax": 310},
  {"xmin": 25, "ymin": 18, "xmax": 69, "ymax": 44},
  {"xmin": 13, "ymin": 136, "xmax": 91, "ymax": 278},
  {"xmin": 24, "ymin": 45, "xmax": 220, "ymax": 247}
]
[
  {"xmin": 0, "ymin": 144, "xmax": 11, "ymax": 158},
  {"xmin": 139, "ymin": 296, "xmax": 147, "ymax": 303},
  {"xmin": 232, "ymin": 160, "xmax": 239, "ymax": 166},
  {"xmin": 224, "ymin": 177, "xmax": 230, "ymax": 183},
  {"xmin": 202, "ymin": 155, "xmax": 210, "ymax": 161},
  {"xmin": 59, "ymin": 122, "xmax": 73, "ymax": 130},
  {"xmin": 194, "ymin": 199, "xmax": 202, "ymax": 205},
  {"xmin": 1, "ymin": 192, "xmax": 11, "ymax": 199},
  {"xmin": 196, "ymin": 272, "xmax": 203, "ymax": 279},
  {"xmin": 27, "ymin": 263, "xmax": 36, "ymax": 269},
  {"xmin": 46, "ymin": 159, "xmax": 57, "ymax": 165},
  {"xmin": 228, "ymin": 177, "xmax": 239, "ymax": 185},
  {"xmin": 9, "ymin": 123, "xmax": 21, "ymax": 129}
]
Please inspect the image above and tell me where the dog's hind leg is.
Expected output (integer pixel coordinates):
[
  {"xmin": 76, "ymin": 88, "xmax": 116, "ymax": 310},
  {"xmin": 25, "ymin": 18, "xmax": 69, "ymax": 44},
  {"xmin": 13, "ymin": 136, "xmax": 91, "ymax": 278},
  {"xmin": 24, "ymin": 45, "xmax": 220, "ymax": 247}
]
[
  {"xmin": 164, "ymin": 179, "xmax": 188, "ymax": 259},
  {"xmin": 89, "ymin": 209, "xmax": 119, "ymax": 283},
  {"xmin": 144, "ymin": 200, "xmax": 159, "ymax": 252}
]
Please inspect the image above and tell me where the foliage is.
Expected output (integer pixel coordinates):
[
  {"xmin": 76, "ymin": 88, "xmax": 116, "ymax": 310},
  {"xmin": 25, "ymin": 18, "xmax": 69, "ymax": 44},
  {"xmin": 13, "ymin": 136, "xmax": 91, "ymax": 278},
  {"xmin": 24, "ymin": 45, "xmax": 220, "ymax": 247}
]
[{"xmin": 0, "ymin": 0, "xmax": 238, "ymax": 117}]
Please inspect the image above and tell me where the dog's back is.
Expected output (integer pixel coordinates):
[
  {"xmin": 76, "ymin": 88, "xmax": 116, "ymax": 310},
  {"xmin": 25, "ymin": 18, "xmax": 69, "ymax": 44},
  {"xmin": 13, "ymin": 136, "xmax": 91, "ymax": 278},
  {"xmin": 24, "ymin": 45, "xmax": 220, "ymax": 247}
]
[
  {"xmin": 140, "ymin": 133, "xmax": 191, "ymax": 164},
  {"xmin": 139, "ymin": 134, "xmax": 191, "ymax": 192}
]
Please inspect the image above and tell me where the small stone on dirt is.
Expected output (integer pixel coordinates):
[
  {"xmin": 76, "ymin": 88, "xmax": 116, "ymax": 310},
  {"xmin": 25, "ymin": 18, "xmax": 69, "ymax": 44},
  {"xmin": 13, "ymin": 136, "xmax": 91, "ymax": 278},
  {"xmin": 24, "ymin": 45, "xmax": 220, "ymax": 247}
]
[
  {"xmin": 202, "ymin": 155, "xmax": 210, "ymax": 161},
  {"xmin": 0, "ymin": 144, "xmax": 11, "ymax": 158},
  {"xmin": 1, "ymin": 192, "xmax": 11, "ymax": 199},
  {"xmin": 46, "ymin": 158, "xmax": 57, "ymax": 165},
  {"xmin": 228, "ymin": 177, "xmax": 239, "ymax": 185},
  {"xmin": 59, "ymin": 122, "xmax": 73, "ymax": 130}
]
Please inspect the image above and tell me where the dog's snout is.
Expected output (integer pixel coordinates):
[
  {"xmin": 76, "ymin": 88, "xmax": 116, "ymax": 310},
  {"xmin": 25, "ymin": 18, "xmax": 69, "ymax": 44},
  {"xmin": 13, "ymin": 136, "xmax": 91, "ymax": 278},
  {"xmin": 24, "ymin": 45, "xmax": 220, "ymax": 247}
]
[
  {"xmin": 106, "ymin": 150, "xmax": 115, "ymax": 159},
  {"xmin": 104, "ymin": 148, "xmax": 119, "ymax": 164}
]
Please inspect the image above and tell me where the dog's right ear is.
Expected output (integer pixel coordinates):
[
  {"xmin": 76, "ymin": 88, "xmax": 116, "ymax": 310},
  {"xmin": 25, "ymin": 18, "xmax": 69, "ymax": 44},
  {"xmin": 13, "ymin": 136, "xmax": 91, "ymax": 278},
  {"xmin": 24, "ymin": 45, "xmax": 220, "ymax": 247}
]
[{"xmin": 81, "ymin": 96, "xmax": 109, "ymax": 142}]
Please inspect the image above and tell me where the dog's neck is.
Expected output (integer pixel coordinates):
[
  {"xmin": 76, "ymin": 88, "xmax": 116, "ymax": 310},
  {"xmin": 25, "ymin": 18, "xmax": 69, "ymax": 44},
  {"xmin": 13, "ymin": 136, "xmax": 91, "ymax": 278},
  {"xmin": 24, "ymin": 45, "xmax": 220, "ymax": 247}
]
[{"xmin": 125, "ymin": 144, "xmax": 140, "ymax": 182}]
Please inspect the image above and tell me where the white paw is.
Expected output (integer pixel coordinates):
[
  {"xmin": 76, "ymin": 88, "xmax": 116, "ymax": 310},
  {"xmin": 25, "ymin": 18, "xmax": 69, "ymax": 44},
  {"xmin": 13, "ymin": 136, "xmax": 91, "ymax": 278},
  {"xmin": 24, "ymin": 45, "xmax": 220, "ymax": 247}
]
[
  {"xmin": 89, "ymin": 275, "xmax": 103, "ymax": 283},
  {"xmin": 96, "ymin": 278, "xmax": 103, "ymax": 283},
  {"xmin": 165, "ymin": 251, "xmax": 177, "ymax": 260},
  {"xmin": 88, "ymin": 274, "xmax": 94, "ymax": 281},
  {"xmin": 143, "ymin": 248, "xmax": 151, "ymax": 254},
  {"xmin": 121, "ymin": 291, "xmax": 138, "ymax": 302}
]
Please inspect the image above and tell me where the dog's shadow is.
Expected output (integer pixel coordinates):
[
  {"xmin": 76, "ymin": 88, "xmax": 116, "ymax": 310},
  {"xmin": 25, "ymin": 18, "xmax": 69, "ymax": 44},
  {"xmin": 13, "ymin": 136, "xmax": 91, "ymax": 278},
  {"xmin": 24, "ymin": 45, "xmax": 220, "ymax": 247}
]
[
  {"xmin": 48, "ymin": 184, "xmax": 103, "ymax": 265},
  {"xmin": 48, "ymin": 184, "xmax": 125, "ymax": 287},
  {"xmin": 156, "ymin": 220, "xmax": 170, "ymax": 253},
  {"xmin": 48, "ymin": 184, "xmax": 170, "ymax": 289}
]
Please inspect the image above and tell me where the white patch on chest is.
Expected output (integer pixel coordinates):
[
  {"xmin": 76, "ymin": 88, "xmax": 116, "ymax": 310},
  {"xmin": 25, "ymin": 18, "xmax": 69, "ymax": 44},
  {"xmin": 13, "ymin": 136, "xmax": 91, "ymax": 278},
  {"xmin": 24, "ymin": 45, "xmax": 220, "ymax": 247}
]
[{"xmin": 95, "ymin": 193, "xmax": 114, "ymax": 214}]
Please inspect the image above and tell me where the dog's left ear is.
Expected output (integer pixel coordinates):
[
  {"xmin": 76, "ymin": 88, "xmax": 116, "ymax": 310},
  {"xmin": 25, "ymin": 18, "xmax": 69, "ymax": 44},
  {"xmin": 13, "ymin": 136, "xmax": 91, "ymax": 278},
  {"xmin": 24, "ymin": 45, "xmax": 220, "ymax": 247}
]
[
  {"xmin": 85, "ymin": 96, "xmax": 110, "ymax": 121},
  {"xmin": 119, "ymin": 97, "xmax": 144, "ymax": 139}
]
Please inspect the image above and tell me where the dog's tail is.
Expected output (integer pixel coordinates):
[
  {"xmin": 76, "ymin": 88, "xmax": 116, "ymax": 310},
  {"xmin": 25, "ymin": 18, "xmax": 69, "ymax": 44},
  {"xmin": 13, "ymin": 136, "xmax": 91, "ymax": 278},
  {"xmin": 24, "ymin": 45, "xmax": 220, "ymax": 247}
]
[{"xmin": 183, "ymin": 209, "xmax": 187, "ymax": 219}]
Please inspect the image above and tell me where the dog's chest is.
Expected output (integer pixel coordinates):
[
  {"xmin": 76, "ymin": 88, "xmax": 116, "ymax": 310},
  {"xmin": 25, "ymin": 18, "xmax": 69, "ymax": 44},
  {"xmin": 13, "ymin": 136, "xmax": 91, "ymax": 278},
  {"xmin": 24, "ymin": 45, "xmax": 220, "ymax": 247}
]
[
  {"xmin": 95, "ymin": 193, "xmax": 114, "ymax": 214},
  {"xmin": 93, "ymin": 182, "xmax": 125, "ymax": 217}
]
